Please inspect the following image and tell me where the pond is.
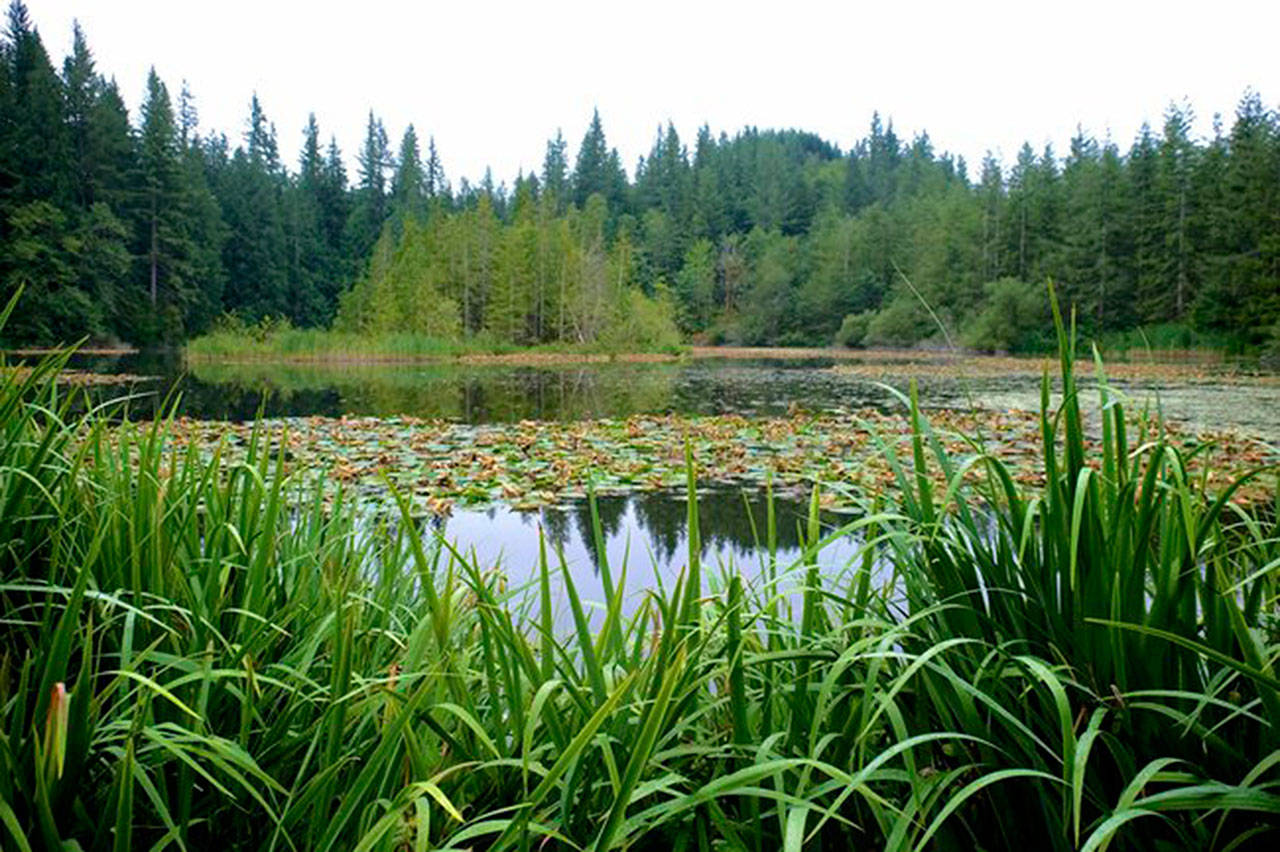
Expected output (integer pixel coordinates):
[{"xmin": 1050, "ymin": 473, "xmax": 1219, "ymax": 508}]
[
  {"xmin": 435, "ymin": 488, "xmax": 867, "ymax": 609},
  {"xmin": 37, "ymin": 348, "xmax": 1280, "ymax": 599},
  {"xmin": 52, "ymin": 348, "xmax": 1280, "ymax": 439}
]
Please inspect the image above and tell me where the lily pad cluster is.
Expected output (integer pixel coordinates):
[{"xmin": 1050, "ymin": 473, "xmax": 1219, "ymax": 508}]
[
  {"xmin": 163, "ymin": 407, "xmax": 1279, "ymax": 516},
  {"xmin": 1, "ymin": 366, "xmax": 157, "ymax": 387}
]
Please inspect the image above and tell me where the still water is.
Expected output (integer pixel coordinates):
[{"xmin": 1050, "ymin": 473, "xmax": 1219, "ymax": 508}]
[
  {"xmin": 66, "ymin": 351, "xmax": 912, "ymax": 421},
  {"xmin": 58, "ymin": 349, "xmax": 1280, "ymax": 438},
  {"xmin": 433, "ymin": 488, "xmax": 866, "ymax": 610},
  {"xmin": 52, "ymin": 349, "xmax": 1280, "ymax": 595}
]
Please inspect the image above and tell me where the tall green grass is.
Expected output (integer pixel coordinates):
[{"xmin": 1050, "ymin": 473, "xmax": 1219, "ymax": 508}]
[
  {"xmin": 185, "ymin": 316, "xmax": 684, "ymax": 362},
  {"xmin": 185, "ymin": 322, "xmax": 522, "ymax": 361},
  {"xmin": 1094, "ymin": 322, "xmax": 1250, "ymax": 358},
  {"xmin": 2, "ymin": 287, "xmax": 1278, "ymax": 851}
]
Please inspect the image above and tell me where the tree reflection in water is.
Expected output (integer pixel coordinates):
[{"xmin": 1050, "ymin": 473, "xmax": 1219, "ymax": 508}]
[{"xmin": 435, "ymin": 488, "xmax": 868, "ymax": 622}]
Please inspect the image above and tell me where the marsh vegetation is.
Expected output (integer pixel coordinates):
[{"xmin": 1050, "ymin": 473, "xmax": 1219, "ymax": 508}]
[{"xmin": 4, "ymin": 290, "xmax": 1280, "ymax": 851}]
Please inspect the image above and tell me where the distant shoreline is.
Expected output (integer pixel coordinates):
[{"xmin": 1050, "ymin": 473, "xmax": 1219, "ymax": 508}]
[
  {"xmin": 4, "ymin": 341, "xmax": 1257, "ymax": 371},
  {"xmin": 181, "ymin": 342, "xmax": 1250, "ymax": 368},
  {"xmin": 3, "ymin": 346, "xmax": 140, "ymax": 356}
]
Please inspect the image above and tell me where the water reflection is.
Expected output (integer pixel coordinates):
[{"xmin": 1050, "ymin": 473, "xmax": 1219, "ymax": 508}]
[
  {"xmin": 56, "ymin": 352, "xmax": 1280, "ymax": 442},
  {"xmin": 60, "ymin": 352, "xmax": 917, "ymax": 422},
  {"xmin": 33, "ymin": 350, "xmax": 1280, "ymax": 597},
  {"xmin": 432, "ymin": 489, "xmax": 866, "ymax": 610}
]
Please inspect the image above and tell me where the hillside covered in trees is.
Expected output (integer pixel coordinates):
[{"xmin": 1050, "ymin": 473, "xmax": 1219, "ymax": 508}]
[{"xmin": 1, "ymin": 3, "xmax": 1278, "ymax": 351}]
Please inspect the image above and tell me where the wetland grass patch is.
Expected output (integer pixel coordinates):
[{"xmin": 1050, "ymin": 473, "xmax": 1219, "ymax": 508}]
[{"xmin": 3, "ymin": 291, "xmax": 1280, "ymax": 851}]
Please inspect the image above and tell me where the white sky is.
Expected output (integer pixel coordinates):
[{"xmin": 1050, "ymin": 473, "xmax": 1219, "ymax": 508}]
[{"xmin": 28, "ymin": 1, "xmax": 1280, "ymax": 187}]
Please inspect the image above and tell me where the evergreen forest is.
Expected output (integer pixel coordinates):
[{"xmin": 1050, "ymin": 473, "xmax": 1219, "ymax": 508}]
[{"xmin": 2, "ymin": 3, "xmax": 1278, "ymax": 351}]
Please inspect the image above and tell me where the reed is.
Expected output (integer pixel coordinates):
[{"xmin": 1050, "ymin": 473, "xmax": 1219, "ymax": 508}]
[{"xmin": 2, "ymin": 287, "xmax": 1278, "ymax": 851}]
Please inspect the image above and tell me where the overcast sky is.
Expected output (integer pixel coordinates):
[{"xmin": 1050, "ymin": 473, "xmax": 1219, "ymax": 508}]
[{"xmin": 26, "ymin": 1, "xmax": 1280, "ymax": 186}]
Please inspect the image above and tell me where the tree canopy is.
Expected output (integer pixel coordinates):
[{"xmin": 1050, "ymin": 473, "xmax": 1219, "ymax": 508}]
[{"xmin": 1, "ymin": 3, "xmax": 1277, "ymax": 351}]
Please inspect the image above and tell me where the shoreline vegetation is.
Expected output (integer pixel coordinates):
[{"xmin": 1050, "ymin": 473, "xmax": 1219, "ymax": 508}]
[
  {"xmin": 183, "ymin": 325, "xmax": 685, "ymax": 365},
  {"xmin": 183, "ymin": 324, "xmax": 1272, "ymax": 367},
  {"xmin": 4, "ymin": 293, "xmax": 1280, "ymax": 850}
]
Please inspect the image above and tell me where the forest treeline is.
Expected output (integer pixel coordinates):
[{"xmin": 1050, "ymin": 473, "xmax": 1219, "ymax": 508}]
[{"xmin": 1, "ymin": 2, "xmax": 1278, "ymax": 350}]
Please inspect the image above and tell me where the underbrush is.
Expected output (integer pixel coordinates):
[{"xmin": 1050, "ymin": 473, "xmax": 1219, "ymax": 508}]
[
  {"xmin": 187, "ymin": 313, "xmax": 685, "ymax": 363},
  {"xmin": 1095, "ymin": 322, "xmax": 1251, "ymax": 359},
  {"xmin": 3, "ymin": 289, "xmax": 1279, "ymax": 851},
  {"xmin": 186, "ymin": 315, "xmax": 521, "ymax": 361}
]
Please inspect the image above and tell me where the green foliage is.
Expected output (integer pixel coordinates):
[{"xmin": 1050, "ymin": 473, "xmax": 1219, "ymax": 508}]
[
  {"xmin": 865, "ymin": 288, "xmax": 937, "ymax": 346},
  {"xmin": 601, "ymin": 284, "xmax": 682, "ymax": 351},
  {"xmin": 834, "ymin": 309, "xmax": 874, "ymax": 347},
  {"xmin": 4, "ymin": 292, "xmax": 1280, "ymax": 850},
  {"xmin": 961, "ymin": 277, "xmax": 1049, "ymax": 352},
  {"xmin": 672, "ymin": 237, "xmax": 716, "ymax": 332},
  {"xmin": 336, "ymin": 220, "xmax": 461, "ymax": 338},
  {"xmin": 330, "ymin": 200, "xmax": 679, "ymax": 350},
  {"xmin": 2, "ymin": 5, "xmax": 1279, "ymax": 354},
  {"xmin": 1097, "ymin": 321, "xmax": 1248, "ymax": 355},
  {"xmin": 1261, "ymin": 318, "xmax": 1280, "ymax": 367}
]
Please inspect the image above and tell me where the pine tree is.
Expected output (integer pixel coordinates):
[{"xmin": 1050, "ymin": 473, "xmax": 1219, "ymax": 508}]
[
  {"xmin": 132, "ymin": 68, "xmax": 222, "ymax": 338},
  {"xmin": 571, "ymin": 109, "xmax": 628, "ymax": 216},
  {"xmin": 391, "ymin": 124, "xmax": 427, "ymax": 225},
  {"xmin": 864, "ymin": 112, "xmax": 901, "ymax": 205},
  {"xmin": 86, "ymin": 79, "xmax": 136, "ymax": 215},
  {"xmin": 977, "ymin": 153, "xmax": 1004, "ymax": 282},
  {"xmin": 572, "ymin": 109, "xmax": 610, "ymax": 209},
  {"xmin": 487, "ymin": 179, "xmax": 537, "ymax": 343},
  {"xmin": 424, "ymin": 135, "xmax": 448, "ymax": 205},
  {"xmin": 138, "ymin": 68, "xmax": 179, "ymax": 310},
  {"xmin": 286, "ymin": 113, "xmax": 331, "ymax": 325},
  {"xmin": 61, "ymin": 21, "xmax": 98, "ymax": 208},
  {"xmin": 1127, "ymin": 123, "xmax": 1164, "ymax": 322},
  {"xmin": 50, "ymin": 19, "xmax": 135, "ymax": 337},
  {"xmin": 690, "ymin": 125, "xmax": 728, "ymax": 239},
  {"xmin": 2, "ymin": 2, "xmax": 69, "ymax": 205},
  {"xmin": 1197, "ymin": 91, "xmax": 1280, "ymax": 334},
  {"xmin": 345, "ymin": 111, "xmax": 390, "ymax": 260},
  {"xmin": 541, "ymin": 130, "xmax": 569, "ymax": 212},
  {"xmin": 1060, "ymin": 128, "xmax": 1104, "ymax": 324},
  {"xmin": 1157, "ymin": 102, "xmax": 1198, "ymax": 319},
  {"xmin": 319, "ymin": 135, "xmax": 350, "ymax": 278},
  {"xmin": 219, "ymin": 94, "xmax": 288, "ymax": 320}
]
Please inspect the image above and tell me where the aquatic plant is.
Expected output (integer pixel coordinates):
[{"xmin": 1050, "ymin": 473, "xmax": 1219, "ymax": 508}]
[{"xmin": 2, "ymin": 288, "xmax": 1279, "ymax": 850}]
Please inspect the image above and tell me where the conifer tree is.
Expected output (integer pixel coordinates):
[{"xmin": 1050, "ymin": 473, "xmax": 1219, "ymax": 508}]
[
  {"xmin": 1157, "ymin": 103, "xmax": 1198, "ymax": 318},
  {"xmin": 572, "ymin": 109, "xmax": 610, "ymax": 209},
  {"xmin": 286, "ymin": 113, "xmax": 331, "ymax": 324},
  {"xmin": 1, "ymin": 11, "xmax": 1278, "ymax": 351},
  {"xmin": 133, "ymin": 68, "xmax": 222, "ymax": 338},
  {"xmin": 219, "ymin": 94, "xmax": 288, "ymax": 320},
  {"xmin": 346, "ymin": 111, "xmax": 390, "ymax": 260},
  {"xmin": 541, "ymin": 130, "xmax": 569, "ymax": 212},
  {"xmin": 391, "ymin": 124, "xmax": 427, "ymax": 225},
  {"xmin": 2, "ymin": 2, "xmax": 69, "ymax": 205},
  {"xmin": 571, "ymin": 109, "xmax": 627, "ymax": 216},
  {"xmin": 424, "ymin": 135, "xmax": 447, "ymax": 205}
]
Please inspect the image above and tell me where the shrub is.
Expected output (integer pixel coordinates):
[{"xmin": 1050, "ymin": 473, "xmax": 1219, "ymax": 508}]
[
  {"xmin": 602, "ymin": 286, "xmax": 682, "ymax": 351},
  {"xmin": 1264, "ymin": 318, "xmax": 1280, "ymax": 368},
  {"xmin": 961, "ymin": 277, "xmax": 1048, "ymax": 352},
  {"xmin": 833, "ymin": 310, "xmax": 874, "ymax": 348},
  {"xmin": 865, "ymin": 294, "xmax": 935, "ymax": 346}
]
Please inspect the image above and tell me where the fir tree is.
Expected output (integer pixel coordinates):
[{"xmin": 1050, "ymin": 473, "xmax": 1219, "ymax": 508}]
[
  {"xmin": 541, "ymin": 130, "xmax": 569, "ymax": 212},
  {"xmin": 391, "ymin": 124, "xmax": 427, "ymax": 225},
  {"xmin": 345, "ymin": 111, "xmax": 390, "ymax": 260}
]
